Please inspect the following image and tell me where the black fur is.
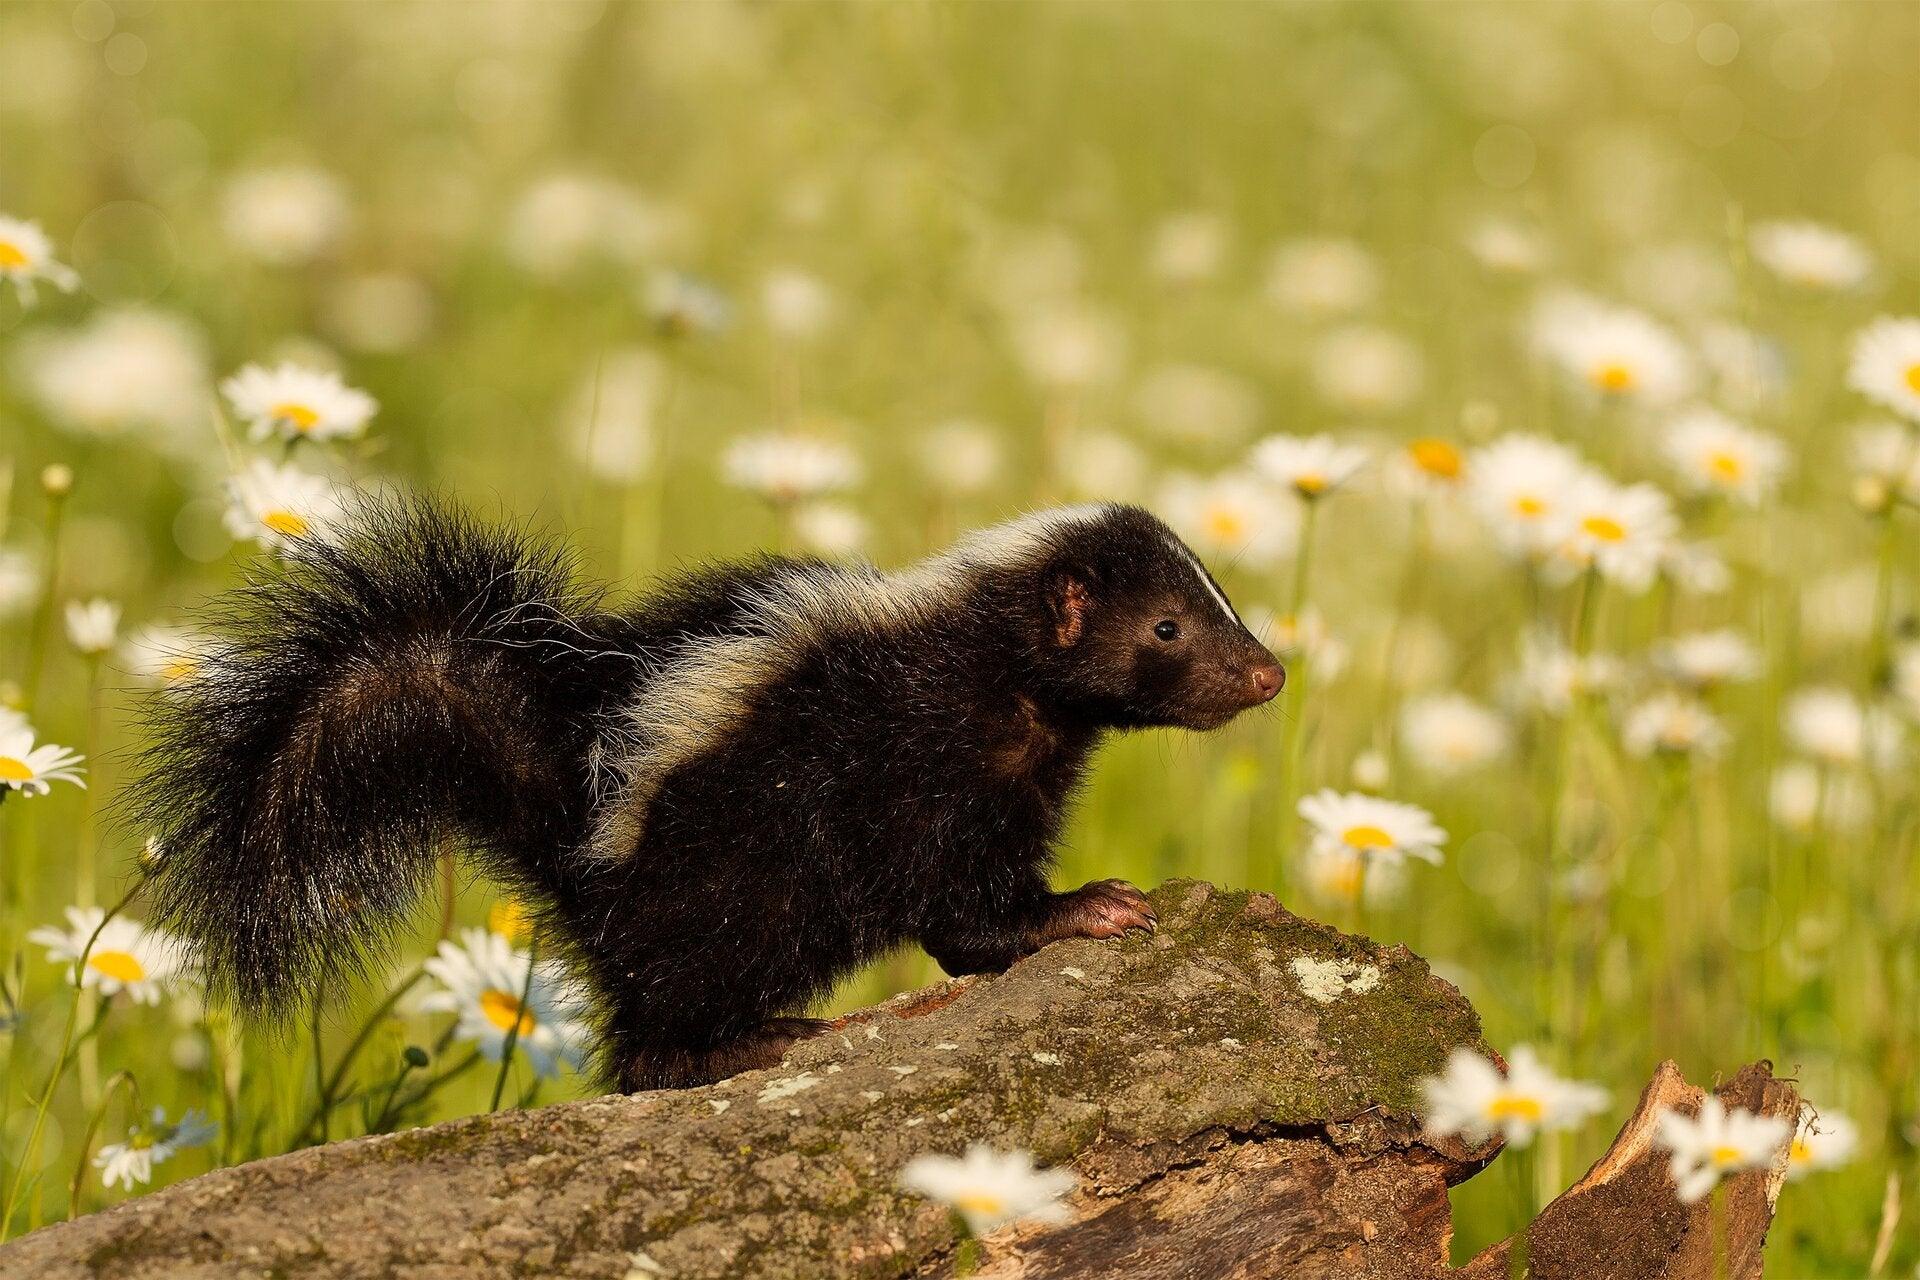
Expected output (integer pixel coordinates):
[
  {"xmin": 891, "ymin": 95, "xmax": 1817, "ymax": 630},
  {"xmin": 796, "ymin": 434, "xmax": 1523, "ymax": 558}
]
[{"xmin": 133, "ymin": 500, "xmax": 1282, "ymax": 1091}]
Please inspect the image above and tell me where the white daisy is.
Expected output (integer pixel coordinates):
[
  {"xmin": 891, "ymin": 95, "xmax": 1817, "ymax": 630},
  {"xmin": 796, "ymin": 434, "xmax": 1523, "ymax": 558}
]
[
  {"xmin": 1622, "ymin": 692, "xmax": 1728, "ymax": 759},
  {"xmin": 1157, "ymin": 472, "xmax": 1298, "ymax": 570},
  {"xmin": 505, "ymin": 173, "xmax": 675, "ymax": 278},
  {"xmin": 1847, "ymin": 317, "xmax": 1920, "ymax": 424},
  {"xmin": 0, "ymin": 723, "xmax": 86, "ymax": 795},
  {"xmin": 1659, "ymin": 540, "xmax": 1733, "ymax": 596},
  {"xmin": 761, "ymin": 268, "xmax": 836, "ymax": 341},
  {"xmin": 94, "ymin": 1106, "xmax": 217, "ymax": 1191},
  {"xmin": 1265, "ymin": 238, "xmax": 1380, "ymax": 317},
  {"xmin": 420, "ymin": 928, "xmax": 590, "ymax": 1078},
  {"xmin": 1349, "ymin": 747, "xmax": 1391, "ymax": 792},
  {"xmin": 1514, "ymin": 635, "xmax": 1621, "ymax": 716},
  {"xmin": 916, "ymin": 420, "xmax": 1002, "ymax": 495},
  {"xmin": 1420, "ymin": 1046, "xmax": 1609, "ymax": 1147},
  {"xmin": 1850, "ymin": 421, "xmax": 1920, "ymax": 506},
  {"xmin": 1148, "ymin": 211, "xmax": 1228, "ymax": 284},
  {"xmin": 1786, "ymin": 1105, "xmax": 1858, "ymax": 1180},
  {"xmin": 1749, "ymin": 220, "xmax": 1872, "ymax": 292},
  {"xmin": 1662, "ymin": 408, "xmax": 1790, "ymax": 505},
  {"xmin": 1464, "ymin": 219, "xmax": 1547, "ymax": 275},
  {"xmin": 1011, "ymin": 306, "xmax": 1125, "ymax": 389},
  {"xmin": 119, "ymin": 624, "xmax": 216, "ymax": 689},
  {"xmin": 1248, "ymin": 433, "xmax": 1369, "ymax": 499},
  {"xmin": 1298, "ymin": 790, "xmax": 1447, "ymax": 867},
  {"xmin": 221, "ymin": 363, "xmax": 377, "ymax": 444},
  {"xmin": 222, "ymin": 459, "xmax": 347, "ymax": 550},
  {"xmin": 0, "ymin": 547, "xmax": 40, "ymax": 620},
  {"xmin": 17, "ymin": 307, "xmax": 212, "ymax": 444},
  {"xmin": 1055, "ymin": 431, "xmax": 1147, "ymax": 502},
  {"xmin": 220, "ymin": 164, "xmax": 350, "ymax": 266},
  {"xmin": 1655, "ymin": 630, "xmax": 1761, "ymax": 688},
  {"xmin": 1654, "ymin": 1097, "xmax": 1790, "ymax": 1203},
  {"xmin": 1311, "ymin": 325, "xmax": 1424, "ymax": 415},
  {"xmin": 1554, "ymin": 476, "xmax": 1679, "ymax": 593},
  {"xmin": 1399, "ymin": 693, "xmax": 1511, "ymax": 775},
  {"xmin": 1782, "ymin": 687, "xmax": 1902, "ymax": 770},
  {"xmin": 898, "ymin": 1144, "xmax": 1077, "ymax": 1236},
  {"xmin": 1533, "ymin": 294, "xmax": 1693, "ymax": 406},
  {"xmin": 1468, "ymin": 435, "xmax": 1588, "ymax": 555},
  {"xmin": 28, "ymin": 907, "xmax": 181, "ymax": 1004},
  {"xmin": 1131, "ymin": 363, "xmax": 1259, "ymax": 445},
  {"xmin": 722, "ymin": 433, "xmax": 862, "ymax": 505},
  {"xmin": 63, "ymin": 598, "xmax": 121, "ymax": 656},
  {"xmin": 0, "ymin": 213, "xmax": 79, "ymax": 306},
  {"xmin": 791, "ymin": 502, "xmax": 868, "ymax": 557}
]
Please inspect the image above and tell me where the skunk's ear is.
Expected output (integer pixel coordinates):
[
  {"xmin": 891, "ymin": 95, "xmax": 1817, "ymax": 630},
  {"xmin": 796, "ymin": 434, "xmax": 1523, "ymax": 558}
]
[{"xmin": 1047, "ymin": 572, "xmax": 1091, "ymax": 647}]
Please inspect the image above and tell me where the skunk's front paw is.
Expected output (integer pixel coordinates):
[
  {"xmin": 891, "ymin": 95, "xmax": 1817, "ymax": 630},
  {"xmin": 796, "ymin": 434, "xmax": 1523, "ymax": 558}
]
[{"xmin": 1039, "ymin": 878, "xmax": 1157, "ymax": 943}]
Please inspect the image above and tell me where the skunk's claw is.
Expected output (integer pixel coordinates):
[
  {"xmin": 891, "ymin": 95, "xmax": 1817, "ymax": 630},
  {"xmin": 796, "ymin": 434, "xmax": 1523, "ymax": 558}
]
[{"xmin": 1042, "ymin": 878, "xmax": 1157, "ymax": 943}]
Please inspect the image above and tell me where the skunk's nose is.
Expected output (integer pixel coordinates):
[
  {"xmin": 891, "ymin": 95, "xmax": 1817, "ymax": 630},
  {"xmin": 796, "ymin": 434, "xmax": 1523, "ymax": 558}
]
[{"xmin": 1250, "ymin": 663, "xmax": 1285, "ymax": 702}]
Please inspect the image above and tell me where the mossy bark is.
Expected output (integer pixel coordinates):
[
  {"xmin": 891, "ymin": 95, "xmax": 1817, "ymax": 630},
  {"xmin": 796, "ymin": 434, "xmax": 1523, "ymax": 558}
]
[{"xmin": 0, "ymin": 881, "xmax": 1795, "ymax": 1279}]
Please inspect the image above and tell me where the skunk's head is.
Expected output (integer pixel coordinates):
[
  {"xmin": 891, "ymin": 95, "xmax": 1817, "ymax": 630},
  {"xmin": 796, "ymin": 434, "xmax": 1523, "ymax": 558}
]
[{"xmin": 1012, "ymin": 505, "xmax": 1283, "ymax": 731}]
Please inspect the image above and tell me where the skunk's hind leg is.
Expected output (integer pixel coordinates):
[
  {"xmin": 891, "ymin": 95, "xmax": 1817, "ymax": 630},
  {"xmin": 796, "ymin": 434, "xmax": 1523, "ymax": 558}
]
[{"xmin": 613, "ymin": 1017, "xmax": 832, "ymax": 1093}]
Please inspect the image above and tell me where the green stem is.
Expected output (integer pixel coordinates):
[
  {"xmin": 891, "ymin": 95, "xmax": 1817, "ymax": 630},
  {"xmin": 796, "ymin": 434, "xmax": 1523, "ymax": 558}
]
[
  {"xmin": 293, "ymin": 967, "xmax": 426, "ymax": 1147},
  {"xmin": 66, "ymin": 1071, "xmax": 138, "ymax": 1219},
  {"xmin": 489, "ymin": 940, "xmax": 541, "ymax": 1112}
]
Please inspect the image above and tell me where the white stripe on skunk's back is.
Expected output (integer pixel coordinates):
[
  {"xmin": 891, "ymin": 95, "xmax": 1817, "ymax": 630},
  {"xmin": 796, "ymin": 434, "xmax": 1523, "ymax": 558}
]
[{"xmin": 584, "ymin": 504, "xmax": 1122, "ymax": 861}]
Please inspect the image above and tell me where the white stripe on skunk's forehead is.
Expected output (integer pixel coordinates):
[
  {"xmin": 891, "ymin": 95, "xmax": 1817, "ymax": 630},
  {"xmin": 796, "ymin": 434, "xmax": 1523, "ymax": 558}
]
[{"xmin": 1167, "ymin": 530, "xmax": 1243, "ymax": 626}]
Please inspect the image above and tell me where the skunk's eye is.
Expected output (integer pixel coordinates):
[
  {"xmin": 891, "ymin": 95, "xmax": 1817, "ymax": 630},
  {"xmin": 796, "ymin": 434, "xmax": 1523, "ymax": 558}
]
[{"xmin": 1153, "ymin": 619, "xmax": 1180, "ymax": 642}]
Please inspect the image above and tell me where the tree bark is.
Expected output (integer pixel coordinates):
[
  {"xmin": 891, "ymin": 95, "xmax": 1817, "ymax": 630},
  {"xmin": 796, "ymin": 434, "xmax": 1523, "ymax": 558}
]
[{"xmin": 0, "ymin": 881, "xmax": 1798, "ymax": 1279}]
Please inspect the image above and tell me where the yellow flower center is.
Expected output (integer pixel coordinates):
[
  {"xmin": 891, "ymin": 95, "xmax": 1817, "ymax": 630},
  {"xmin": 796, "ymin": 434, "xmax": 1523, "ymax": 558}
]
[
  {"xmin": 271, "ymin": 402, "xmax": 321, "ymax": 431},
  {"xmin": 1710, "ymin": 1144, "xmax": 1745, "ymax": 1168},
  {"xmin": 488, "ymin": 899, "xmax": 531, "ymax": 944},
  {"xmin": 1904, "ymin": 363, "xmax": 1920, "ymax": 395},
  {"xmin": 1295, "ymin": 473, "xmax": 1329, "ymax": 496},
  {"xmin": 89, "ymin": 950, "xmax": 148, "ymax": 983},
  {"xmin": 161, "ymin": 656, "xmax": 200, "ymax": 683},
  {"xmin": 1203, "ymin": 507, "xmax": 1249, "ymax": 542},
  {"xmin": 1706, "ymin": 451, "xmax": 1744, "ymax": 481},
  {"xmin": 262, "ymin": 509, "xmax": 310, "ymax": 538},
  {"xmin": 1341, "ymin": 824, "xmax": 1395, "ymax": 850},
  {"xmin": 0, "ymin": 756, "xmax": 31, "ymax": 783},
  {"xmin": 1581, "ymin": 514, "xmax": 1627, "ymax": 542},
  {"xmin": 950, "ymin": 1192, "xmax": 1006, "ymax": 1219},
  {"xmin": 480, "ymin": 988, "xmax": 536, "ymax": 1037},
  {"xmin": 0, "ymin": 240, "xmax": 27, "ymax": 269},
  {"xmin": 1409, "ymin": 438, "xmax": 1463, "ymax": 479},
  {"xmin": 1789, "ymin": 1138, "xmax": 1811, "ymax": 1164},
  {"xmin": 1591, "ymin": 361, "xmax": 1636, "ymax": 393},
  {"xmin": 1485, "ymin": 1095, "xmax": 1545, "ymax": 1123},
  {"xmin": 1513, "ymin": 494, "xmax": 1547, "ymax": 518}
]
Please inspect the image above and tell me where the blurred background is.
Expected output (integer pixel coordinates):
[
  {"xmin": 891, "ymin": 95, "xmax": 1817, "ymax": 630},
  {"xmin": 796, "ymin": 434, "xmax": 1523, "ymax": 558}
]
[{"xmin": 3, "ymin": 0, "xmax": 1919, "ymax": 1270}]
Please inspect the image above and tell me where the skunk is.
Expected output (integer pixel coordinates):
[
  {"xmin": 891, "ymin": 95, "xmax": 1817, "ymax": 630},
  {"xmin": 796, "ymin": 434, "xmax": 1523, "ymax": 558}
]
[{"xmin": 134, "ymin": 500, "xmax": 1283, "ymax": 1091}]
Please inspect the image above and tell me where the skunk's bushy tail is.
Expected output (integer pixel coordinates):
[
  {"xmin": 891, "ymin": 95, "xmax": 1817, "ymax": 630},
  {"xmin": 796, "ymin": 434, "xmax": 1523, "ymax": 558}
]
[{"xmin": 132, "ymin": 498, "xmax": 633, "ymax": 1017}]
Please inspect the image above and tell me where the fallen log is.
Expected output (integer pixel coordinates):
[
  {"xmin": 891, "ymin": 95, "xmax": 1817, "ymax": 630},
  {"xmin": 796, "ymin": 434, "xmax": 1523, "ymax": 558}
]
[{"xmin": 0, "ymin": 880, "xmax": 1797, "ymax": 1279}]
